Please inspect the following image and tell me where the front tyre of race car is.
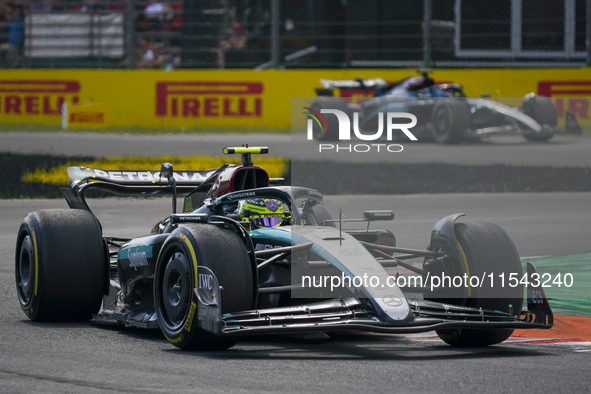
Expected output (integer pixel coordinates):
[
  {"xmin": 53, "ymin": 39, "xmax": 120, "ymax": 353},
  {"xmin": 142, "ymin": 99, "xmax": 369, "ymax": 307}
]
[
  {"xmin": 15, "ymin": 209, "xmax": 107, "ymax": 321},
  {"xmin": 430, "ymin": 99, "xmax": 471, "ymax": 144},
  {"xmin": 427, "ymin": 221, "xmax": 523, "ymax": 347},
  {"xmin": 521, "ymin": 95, "xmax": 556, "ymax": 142},
  {"xmin": 154, "ymin": 224, "xmax": 253, "ymax": 351}
]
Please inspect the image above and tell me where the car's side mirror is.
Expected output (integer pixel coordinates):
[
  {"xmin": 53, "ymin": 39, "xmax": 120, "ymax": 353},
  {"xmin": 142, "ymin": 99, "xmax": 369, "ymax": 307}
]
[{"xmin": 363, "ymin": 210, "xmax": 394, "ymax": 221}]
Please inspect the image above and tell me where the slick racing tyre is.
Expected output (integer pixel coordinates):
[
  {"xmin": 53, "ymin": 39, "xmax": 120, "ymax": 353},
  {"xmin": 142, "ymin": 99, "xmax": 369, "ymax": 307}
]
[
  {"xmin": 15, "ymin": 209, "xmax": 107, "ymax": 321},
  {"xmin": 309, "ymin": 97, "xmax": 352, "ymax": 141},
  {"xmin": 427, "ymin": 222, "xmax": 523, "ymax": 347},
  {"xmin": 430, "ymin": 99, "xmax": 471, "ymax": 144},
  {"xmin": 154, "ymin": 224, "xmax": 254, "ymax": 351},
  {"xmin": 521, "ymin": 96, "xmax": 556, "ymax": 142}
]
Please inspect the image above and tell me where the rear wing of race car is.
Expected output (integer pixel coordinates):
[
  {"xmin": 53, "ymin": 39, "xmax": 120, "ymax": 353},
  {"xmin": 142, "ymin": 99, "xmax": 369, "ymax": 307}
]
[
  {"xmin": 67, "ymin": 166, "xmax": 217, "ymax": 191},
  {"xmin": 317, "ymin": 78, "xmax": 389, "ymax": 96},
  {"xmin": 319, "ymin": 78, "xmax": 388, "ymax": 90},
  {"xmin": 61, "ymin": 146, "xmax": 284, "ymax": 213},
  {"xmin": 62, "ymin": 165, "xmax": 222, "ymax": 211}
]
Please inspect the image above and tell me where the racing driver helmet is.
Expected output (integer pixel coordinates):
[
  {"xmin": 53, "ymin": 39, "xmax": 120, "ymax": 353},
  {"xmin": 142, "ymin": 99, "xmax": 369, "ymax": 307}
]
[{"xmin": 239, "ymin": 198, "xmax": 286, "ymax": 229}]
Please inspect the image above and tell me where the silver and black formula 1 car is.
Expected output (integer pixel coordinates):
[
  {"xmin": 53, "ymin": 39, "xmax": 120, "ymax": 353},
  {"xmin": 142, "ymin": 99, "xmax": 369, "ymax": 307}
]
[
  {"xmin": 15, "ymin": 147, "xmax": 553, "ymax": 350},
  {"xmin": 310, "ymin": 71, "xmax": 581, "ymax": 143}
]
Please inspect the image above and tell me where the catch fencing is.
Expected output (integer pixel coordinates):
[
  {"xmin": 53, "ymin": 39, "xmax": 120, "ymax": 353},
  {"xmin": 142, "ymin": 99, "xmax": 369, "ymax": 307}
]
[{"xmin": 0, "ymin": 0, "xmax": 589, "ymax": 69}]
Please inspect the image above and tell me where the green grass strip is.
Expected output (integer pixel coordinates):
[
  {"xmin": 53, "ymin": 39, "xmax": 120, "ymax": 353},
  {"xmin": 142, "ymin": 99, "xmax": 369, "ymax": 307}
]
[{"xmin": 521, "ymin": 254, "xmax": 591, "ymax": 316}]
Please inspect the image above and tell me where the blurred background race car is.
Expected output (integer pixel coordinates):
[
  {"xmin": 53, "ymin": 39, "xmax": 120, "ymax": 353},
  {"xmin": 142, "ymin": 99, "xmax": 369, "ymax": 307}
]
[{"xmin": 311, "ymin": 71, "xmax": 582, "ymax": 143}]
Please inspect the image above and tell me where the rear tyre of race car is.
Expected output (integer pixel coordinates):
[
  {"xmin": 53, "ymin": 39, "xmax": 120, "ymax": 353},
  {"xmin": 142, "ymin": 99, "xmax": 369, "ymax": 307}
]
[
  {"xmin": 15, "ymin": 209, "xmax": 107, "ymax": 321},
  {"xmin": 429, "ymin": 222, "xmax": 523, "ymax": 347},
  {"xmin": 521, "ymin": 96, "xmax": 556, "ymax": 142},
  {"xmin": 309, "ymin": 97, "xmax": 352, "ymax": 141},
  {"xmin": 430, "ymin": 99, "xmax": 471, "ymax": 144},
  {"xmin": 154, "ymin": 224, "xmax": 253, "ymax": 351}
]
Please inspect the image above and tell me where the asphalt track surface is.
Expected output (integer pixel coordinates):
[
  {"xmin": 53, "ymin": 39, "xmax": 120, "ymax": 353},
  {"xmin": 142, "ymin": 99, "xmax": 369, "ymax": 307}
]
[
  {"xmin": 1, "ymin": 132, "xmax": 590, "ymax": 392},
  {"xmin": 1, "ymin": 195, "xmax": 591, "ymax": 393},
  {"xmin": 1, "ymin": 131, "xmax": 591, "ymax": 167}
]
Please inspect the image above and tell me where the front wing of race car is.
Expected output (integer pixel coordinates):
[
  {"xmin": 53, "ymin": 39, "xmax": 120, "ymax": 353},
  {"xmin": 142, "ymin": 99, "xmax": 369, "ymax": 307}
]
[{"xmin": 195, "ymin": 262, "xmax": 553, "ymax": 337}]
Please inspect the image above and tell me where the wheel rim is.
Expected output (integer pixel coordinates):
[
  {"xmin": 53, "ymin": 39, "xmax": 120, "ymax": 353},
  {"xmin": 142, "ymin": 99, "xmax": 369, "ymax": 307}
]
[
  {"xmin": 433, "ymin": 106, "xmax": 452, "ymax": 140},
  {"xmin": 159, "ymin": 250, "xmax": 192, "ymax": 331},
  {"xmin": 17, "ymin": 235, "xmax": 34, "ymax": 306}
]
